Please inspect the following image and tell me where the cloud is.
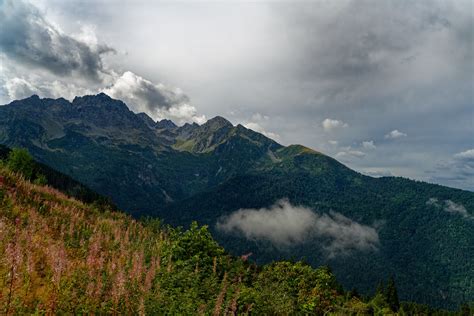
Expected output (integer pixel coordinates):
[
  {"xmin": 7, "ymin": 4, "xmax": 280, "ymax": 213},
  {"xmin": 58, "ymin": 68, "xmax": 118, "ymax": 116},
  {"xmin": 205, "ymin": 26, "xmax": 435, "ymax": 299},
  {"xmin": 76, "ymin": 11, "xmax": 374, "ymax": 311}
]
[
  {"xmin": 362, "ymin": 140, "xmax": 376, "ymax": 150},
  {"xmin": 328, "ymin": 140, "xmax": 338, "ymax": 146},
  {"xmin": 4, "ymin": 76, "xmax": 94, "ymax": 101},
  {"xmin": 385, "ymin": 130, "xmax": 407, "ymax": 139},
  {"xmin": 362, "ymin": 168, "xmax": 393, "ymax": 177},
  {"xmin": 104, "ymin": 71, "xmax": 189, "ymax": 112},
  {"xmin": 216, "ymin": 199, "xmax": 317, "ymax": 246},
  {"xmin": 426, "ymin": 197, "xmax": 440, "ymax": 207},
  {"xmin": 336, "ymin": 148, "xmax": 366, "ymax": 159},
  {"xmin": 427, "ymin": 149, "xmax": 474, "ymax": 191},
  {"xmin": 162, "ymin": 103, "xmax": 207, "ymax": 126},
  {"xmin": 0, "ymin": 1, "xmax": 207, "ymax": 125},
  {"xmin": 0, "ymin": 0, "xmax": 114, "ymax": 81},
  {"xmin": 443, "ymin": 200, "xmax": 470, "ymax": 217},
  {"xmin": 322, "ymin": 118, "xmax": 348, "ymax": 131},
  {"xmin": 244, "ymin": 122, "xmax": 280, "ymax": 141},
  {"xmin": 315, "ymin": 211, "xmax": 380, "ymax": 258},
  {"xmin": 243, "ymin": 113, "xmax": 281, "ymax": 141},
  {"xmin": 454, "ymin": 149, "xmax": 474, "ymax": 160},
  {"xmin": 216, "ymin": 199, "xmax": 380, "ymax": 257},
  {"xmin": 426, "ymin": 198, "xmax": 472, "ymax": 220},
  {"xmin": 103, "ymin": 71, "xmax": 205, "ymax": 125},
  {"xmin": 4, "ymin": 78, "xmax": 37, "ymax": 100}
]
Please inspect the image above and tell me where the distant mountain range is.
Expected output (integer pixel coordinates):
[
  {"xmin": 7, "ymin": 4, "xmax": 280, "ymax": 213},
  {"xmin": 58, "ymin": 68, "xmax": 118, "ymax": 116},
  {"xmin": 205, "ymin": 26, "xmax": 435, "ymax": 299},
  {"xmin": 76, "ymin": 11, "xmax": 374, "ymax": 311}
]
[{"xmin": 0, "ymin": 94, "xmax": 473, "ymax": 308}]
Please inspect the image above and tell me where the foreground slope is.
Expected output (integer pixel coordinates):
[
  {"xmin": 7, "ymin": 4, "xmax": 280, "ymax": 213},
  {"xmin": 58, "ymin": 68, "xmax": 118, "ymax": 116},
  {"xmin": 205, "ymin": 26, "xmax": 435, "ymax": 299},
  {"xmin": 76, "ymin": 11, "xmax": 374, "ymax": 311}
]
[{"xmin": 0, "ymin": 94, "xmax": 473, "ymax": 308}]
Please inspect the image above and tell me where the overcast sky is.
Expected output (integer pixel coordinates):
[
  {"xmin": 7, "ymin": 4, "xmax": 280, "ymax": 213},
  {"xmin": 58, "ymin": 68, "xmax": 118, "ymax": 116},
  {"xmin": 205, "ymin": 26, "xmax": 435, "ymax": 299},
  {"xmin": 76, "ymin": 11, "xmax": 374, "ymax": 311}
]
[{"xmin": 0, "ymin": 0, "xmax": 473, "ymax": 191}]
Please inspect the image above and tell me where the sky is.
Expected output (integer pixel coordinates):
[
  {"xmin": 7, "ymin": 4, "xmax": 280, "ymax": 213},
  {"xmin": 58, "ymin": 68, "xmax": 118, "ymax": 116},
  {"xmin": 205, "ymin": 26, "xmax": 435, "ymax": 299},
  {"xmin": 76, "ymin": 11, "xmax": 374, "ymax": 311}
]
[{"xmin": 0, "ymin": 0, "xmax": 473, "ymax": 191}]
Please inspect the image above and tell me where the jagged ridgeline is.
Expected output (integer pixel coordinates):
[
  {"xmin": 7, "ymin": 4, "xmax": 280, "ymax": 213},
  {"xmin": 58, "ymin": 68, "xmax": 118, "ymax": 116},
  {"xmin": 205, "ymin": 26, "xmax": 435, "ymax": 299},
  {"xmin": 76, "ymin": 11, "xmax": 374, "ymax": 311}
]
[
  {"xmin": 0, "ymin": 94, "xmax": 473, "ymax": 309},
  {"xmin": 0, "ymin": 159, "xmax": 467, "ymax": 314}
]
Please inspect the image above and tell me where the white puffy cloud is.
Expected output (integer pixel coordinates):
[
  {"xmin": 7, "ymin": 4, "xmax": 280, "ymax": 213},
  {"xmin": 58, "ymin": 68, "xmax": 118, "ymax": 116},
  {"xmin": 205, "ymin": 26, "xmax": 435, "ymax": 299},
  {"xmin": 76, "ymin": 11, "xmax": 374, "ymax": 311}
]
[
  {"xmin": 4, "ymin": 76, "xmax": 94, "ymax": 101},
  {"xmin": 160, "ymin": 103, "xmax": 207, "ymax": 126},
  {"xmin": 384, "ymin": 130, "xmax": 407, "ymax": 139},
  {"xmin": 216, "ymin": 199, "xmax": 317, "ymax": 246},
  {"xmin": 103, "ymin": 71, "xmax": 205, "ymax": 125},
  {"xmin": 244, "ymin": 122, "xmax": 280, "ymax": 141},
  {"xmin": 4, "ymin": 78, "xmax": 37, "ymax": 100},
  {"xmin": 362, "ymin": 140, "xmax": 376, "ymax": 150},
  {"xmin": 322, "ymin": 118, "xmax": 348, "ymax": 131},
  {"xmin": 454, "ymin": 149, "xmax": 474, "ymax": 160},
  {"xmin": 242, "ymin": 112, "xmax": 281, "ymax": 141},
  {"xmin": 104, "ymin": 71, "xmax": 189, "ymax": 112},
  {"xmin": 216, "ymin": 199, "xmax": 380, "ymax": 257}
]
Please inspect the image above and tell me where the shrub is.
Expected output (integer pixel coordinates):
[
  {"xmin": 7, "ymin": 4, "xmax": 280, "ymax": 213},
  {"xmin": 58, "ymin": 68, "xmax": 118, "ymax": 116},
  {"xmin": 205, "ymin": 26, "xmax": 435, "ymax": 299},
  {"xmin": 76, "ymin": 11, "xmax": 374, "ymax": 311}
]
[{"xmin": 7, "ymin": 148, "xmax": 35, "ymax": 180}]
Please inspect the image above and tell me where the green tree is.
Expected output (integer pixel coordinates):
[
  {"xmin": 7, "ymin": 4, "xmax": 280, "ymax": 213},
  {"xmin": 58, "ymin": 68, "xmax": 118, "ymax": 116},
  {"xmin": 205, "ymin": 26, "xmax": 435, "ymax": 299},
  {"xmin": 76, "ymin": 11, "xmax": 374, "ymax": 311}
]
[
  {"xmin": 375, "ymin": 280, "xmax": 385, "ymax": 296},
  {"xmin": 33, "ymin": 173, "xmax": 48, "ymax": 186},
  {"xmin": 7, "ymin": 148, "xmax": 35, "ymax": 180},
  {"xmin": 385, "ymin": 276, "xmax": 400, "ymax": 312},
  {"xmin": 460, "ymin": 303, "xmax": 471, "ymax": 316}
]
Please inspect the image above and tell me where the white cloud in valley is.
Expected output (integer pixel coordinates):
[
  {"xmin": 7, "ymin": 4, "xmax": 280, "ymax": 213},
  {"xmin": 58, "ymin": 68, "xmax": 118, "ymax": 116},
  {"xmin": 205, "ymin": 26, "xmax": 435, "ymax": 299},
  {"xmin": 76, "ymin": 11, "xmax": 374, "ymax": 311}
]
[
  {"xmin": 426, "ymin": 197, "xmax": 473, "ymax": 220},
  {"xmin": 216, "ymin": 199, "xmax": 380, "ymax": 257}
]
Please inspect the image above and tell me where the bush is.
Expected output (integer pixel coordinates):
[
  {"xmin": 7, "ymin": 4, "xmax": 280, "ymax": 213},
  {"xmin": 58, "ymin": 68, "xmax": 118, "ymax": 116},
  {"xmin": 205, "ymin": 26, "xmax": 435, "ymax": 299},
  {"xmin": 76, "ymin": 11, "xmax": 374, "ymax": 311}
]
[
  {"xmin": 6, "ymin": 148, "xmax": 47, "ymax": 185},
  {"xmin": 7, "ymin": 148, "xmax": 35, "ymax": 179}
]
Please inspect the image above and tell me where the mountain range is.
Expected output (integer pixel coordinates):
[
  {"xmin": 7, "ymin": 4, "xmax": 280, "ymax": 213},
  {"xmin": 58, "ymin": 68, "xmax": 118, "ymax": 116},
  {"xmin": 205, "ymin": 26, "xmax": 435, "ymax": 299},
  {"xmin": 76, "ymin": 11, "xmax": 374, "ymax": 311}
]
[{"xmin": 0, "ymin": 94, "xmax": 472, "ymax": 308}]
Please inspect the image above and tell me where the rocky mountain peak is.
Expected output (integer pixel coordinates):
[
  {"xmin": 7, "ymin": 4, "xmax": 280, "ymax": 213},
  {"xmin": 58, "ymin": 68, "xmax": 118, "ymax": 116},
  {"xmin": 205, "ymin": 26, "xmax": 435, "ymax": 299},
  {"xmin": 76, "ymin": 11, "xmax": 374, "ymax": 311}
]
[
  {"xmin": 72, "ymin": 93, "xmax": 127, "ymax": 110},
  {"xmin": 156, "ymin": 119, "xmax": 177, "ymax": 130},
  {"xmin": 203, "ymin": 116, "xmax": 233, "ymax": 130}
]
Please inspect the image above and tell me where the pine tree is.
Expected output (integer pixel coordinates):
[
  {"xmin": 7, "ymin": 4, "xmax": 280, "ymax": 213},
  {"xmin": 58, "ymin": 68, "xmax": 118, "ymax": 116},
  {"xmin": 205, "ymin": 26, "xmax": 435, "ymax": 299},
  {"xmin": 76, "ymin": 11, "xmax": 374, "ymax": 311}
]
[
  {"xmin": 385, "ymin": 276, "xmax": 400, "ymax": 312},
  {"xmin": 375, "ymin": 280, "xmax": 385, "ymax": 296}
]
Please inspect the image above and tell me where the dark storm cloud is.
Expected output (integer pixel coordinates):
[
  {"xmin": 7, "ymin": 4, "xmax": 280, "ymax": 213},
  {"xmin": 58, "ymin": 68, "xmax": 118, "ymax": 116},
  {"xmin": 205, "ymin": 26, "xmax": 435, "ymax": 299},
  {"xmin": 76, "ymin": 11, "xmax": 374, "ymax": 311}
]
[
  {"xmin": 274, "ymin": 0, "xmax": 472, "ymax": 101},
  {"xmin": 265, "ymin": 0, "xmax": 472, "ymax": 190},
  {"xmin": 0, "ymin": 0, "xmax": 204, "ymax": 124},
  {"xmin": 0, "ymin": 0, "xmax": 114, "ymax": 81}
]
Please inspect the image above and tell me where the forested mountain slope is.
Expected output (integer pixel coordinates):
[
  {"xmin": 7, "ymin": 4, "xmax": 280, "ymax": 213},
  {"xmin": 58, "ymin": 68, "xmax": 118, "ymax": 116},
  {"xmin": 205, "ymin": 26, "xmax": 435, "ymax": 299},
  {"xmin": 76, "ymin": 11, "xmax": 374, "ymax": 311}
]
[
  {"xmin": 0, "ymin": 94, "xmax": 473, "ymax": 308},
  {"xmin": 2, "ymin": 158, "xmax": 460, "ymax": 315}
]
